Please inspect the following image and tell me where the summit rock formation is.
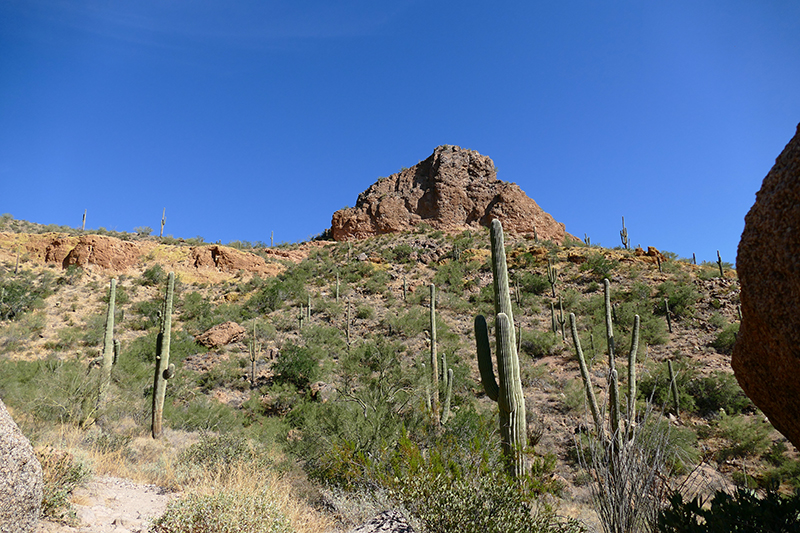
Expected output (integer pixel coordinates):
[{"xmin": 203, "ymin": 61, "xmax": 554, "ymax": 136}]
[{"xmin": 330, "ymin": 145, "xmax": 570, "ymax": 242}]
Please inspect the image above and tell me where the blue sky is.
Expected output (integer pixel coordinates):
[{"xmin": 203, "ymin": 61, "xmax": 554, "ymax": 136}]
[{"xmin": 2, "ymin": 1, "xmax": 799, "ymax": 264}]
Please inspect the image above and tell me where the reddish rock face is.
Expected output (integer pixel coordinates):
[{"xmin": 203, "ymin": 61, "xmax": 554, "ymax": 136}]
[
  {"xmin": 330, "ymin": 145, "xmax": 570, "ymax": 242},
  {"xmin": 733, "ymin": 123, "xmax": 800, "ymax": 449},
  {"xmin": 195, "ymin": 321, "xmax": 246, "ymax": 348}
]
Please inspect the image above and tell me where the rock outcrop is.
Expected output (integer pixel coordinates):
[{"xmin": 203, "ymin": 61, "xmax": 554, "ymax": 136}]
[
  {"xmin": 733, "ymin": 122, "xmax": 800, "ymax": 449},
  {"xmin": 331, "ymin": 145, "xmax": 570, "ymax": 242},
  {"xmin": 0, "ymin": 399, "xmax": 43, "ymax": 533},
  {"xmin": 195, "ymin": 321, "xmax": 247, "ymax": 348},
  {"xmin": 189, "ymin": 245, "xmax": 274, "ymax": 275},
  {"xmin": 61, "ymin": 235, "xmax": 141, "ymax": 270}
]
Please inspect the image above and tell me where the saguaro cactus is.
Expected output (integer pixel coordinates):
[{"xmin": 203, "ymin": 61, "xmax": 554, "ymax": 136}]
[
  {"xmin": 620, "ymin": 216, "xmax": 630, "ymax": 250},
  {"xmin": 475, "ymin": 219, "xmax": 527, "ymax": 478},
  {"xmin": 547, "ymin": 259, "xmax": 558, "ymax": 298},
  {"xmin": 429, "ymin": 283, "xmax": 440, "ymax": 423},
  {"xmin": 99, "ymin": 278, "xmax": 117, "ymax": 403},
  {"xmin": 249, "ymin": 323, "xmax": 260, "ymax": 386},
  {"xmin": 152, "ymin": 272, "xmax": 175, "ymax": 439},
  {"xmin": 571, "ymin": 279, "xmax": 640, "ymax": 444}
]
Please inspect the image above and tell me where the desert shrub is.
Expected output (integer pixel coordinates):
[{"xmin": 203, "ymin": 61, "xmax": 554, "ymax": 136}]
[
  {"xmin": 178, "ymin": 432, "xmax": 272, "ymax": 480},
  {"xmin": 355, "ymin": 304, "xmax": 375, "ymax": 320},
  {"xmin": 520, "ymin": 329, "xmax": 558, "ymax": 358},
  {"xmin": 272, "ymin": 342, "xmax": 319, "ymax": 389},
  {"xmin": 0, "ymin": 310, "xmax": 47, "ymax": 352},
  {"xmin": 196, "ymin": 361, "xmax": 247, "ymax": 393},
  {"xmin": 382, "ymin": 308, "xmax": 427, "ymax": 337},
  {"xmin": 686, "ymin": 371, "xmax": 752, "ymax": 416},
  {"xmin": 658, "ymin": 487, "xmax": 800, "ymax": 533},
  {"xmin": 150, "ymin": 488, "xmax": 293, "ymax": 533},
  {"xmin": 248, "ymin": 277, "xmax": 291, "ymax": 313},
  {"xmin": 638, "ymin": 361, "xmax": 697, "ymax": 414},
  {"xmin": 715, "ymin": 413, "xmax": 772, "ymax": 461},
  {"xmin": 301, "ymin": 324, "xmax": 347, "ymax": 360},
  {"xmin": 363, "ymin": 269, "xmax": 390, "ymax": 295},
  {"xmin": 711, "ymin": 323, "xmax": 739, "ymax": 354},
  {"xmin": 0, "ymin": 270, "xmax": 53, "ymax": 320},
  {"xmin": 383, "ymin": 243, "xmax": 415, "ymax": 263},
  {"xmin": 580, "ymin": 252, "xmax": 619, "ymax": 280},
  {"xmin": 37, "ymin": 447, "xmax": 91, "ymax": 523},
  {"xmin": 518, "ymin": 271, "xmax": 550, "ymax": 296},
  {"xmin": 433, "ymin": 261, "xmax": 468, "ymax": 293},
  {"xmin": 140, "ymin": 264, "xmax": 167, "ymax": 286},
  {"xmin": 164, "ymin": 395, "xmax": 242, "ymax": 433},
  {"xmin": 656, "ymin": 280, "xmax": 698, "ymax": 319},
  {"xmin": 386, "ymin": 440, "xmax": 584, "ymax": 533}
]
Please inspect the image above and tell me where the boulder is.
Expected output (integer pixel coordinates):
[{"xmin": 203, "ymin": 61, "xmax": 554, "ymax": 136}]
[
  {"xmin": 195, "ymin": 321, "xmax": 246, "ymax": 348},
  {"xmin": 0, "ymin": 399, "xmax": 43, "ymax": 533},
  {"xmin": 331, "ymin": 145, "xmax": 571, "ymax": 242},
  {"xmin": 733, "ymin": 122, "xmax": 800, "ymax": 448}
]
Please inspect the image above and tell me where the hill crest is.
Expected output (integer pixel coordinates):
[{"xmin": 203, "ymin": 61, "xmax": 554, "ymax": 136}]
[{"xmin": 331, "ymin": 145, "xmax": 571, "ymax": 242}]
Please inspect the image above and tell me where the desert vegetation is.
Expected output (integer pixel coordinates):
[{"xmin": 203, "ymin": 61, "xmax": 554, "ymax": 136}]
[{"xmin": 1, "ymin": 214, "xmax": 798, "ymax": 532}]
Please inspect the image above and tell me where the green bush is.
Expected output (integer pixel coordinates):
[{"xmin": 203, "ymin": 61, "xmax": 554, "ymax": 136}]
[
  {"xmin": 686, "ymin": 371, "xmax": 752, "ymax": 416},
  {"xmin": 711, "ymin": 323, "xmax": 739, "ymax": 354},
  {"xmin": 433, "ymin": 261, "xmax": 468, "ymax": 293},
  {"xmin": 178, "ymin": 432, "xmax": 272, "ymax": 480},
  {"xmin": 140, "ymin": 264, "xmax": 167, "ymax": 286},
  {"xmin": 638, "ymin": 361, "xmax": 697, "ymax": 414},
  {"xmin": 150, "ymin": 488, "xmax": 294, "ymax": 533},
  {"xmin": 272, "ymin": 342, "xmax": 319, "ymax": 389},
  {"xmin": 658, "ymin": 487, "xmax": 800, "ymax": 533},
  {"xmin": 656, "ymin": 280, "xmax": 698, "ymax": 319},
  {"xmin": 580, "ymin": 252, "xmax": 619, "ymax": 280},
  {"xmin": 715, "ymin": 413, "xmax": 772, "ymax": 461},
  {"xmin": 0, "ymin": 270, "xmax": 54, "ymax": 321},
  {"xmin": 519, "ymin": 329, "xmax": 558, "ymax": 358},
  {"xmin": 518, "ymin": 271, "xmax": 550, "ymax": 296}
]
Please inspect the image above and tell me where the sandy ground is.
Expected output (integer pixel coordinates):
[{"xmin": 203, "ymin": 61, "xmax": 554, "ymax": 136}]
[{"xmin": 37, "ymin": 476, "xmax": 177, "ymax": 533}]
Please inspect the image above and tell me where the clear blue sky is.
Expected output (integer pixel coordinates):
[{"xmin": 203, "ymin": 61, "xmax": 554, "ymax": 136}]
[{"xmin": 2, "ymin": 1, "xmax": 799, "ymax": 264}]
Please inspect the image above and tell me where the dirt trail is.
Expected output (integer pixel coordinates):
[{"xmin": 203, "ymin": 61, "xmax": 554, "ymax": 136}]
[{"xmin": 37, "ymin": 476, "xmax": 176, "ymax": 533}]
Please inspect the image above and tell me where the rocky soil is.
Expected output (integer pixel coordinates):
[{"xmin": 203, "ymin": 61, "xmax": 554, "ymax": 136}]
[{"xmin": 36, "ymin": 476, "xmax": 175, "ymax": 533}]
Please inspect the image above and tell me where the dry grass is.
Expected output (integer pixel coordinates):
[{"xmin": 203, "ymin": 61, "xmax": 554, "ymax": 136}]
[{"xmin": 26, "ymin": 420, "xmax": 335, "ymax": 533}]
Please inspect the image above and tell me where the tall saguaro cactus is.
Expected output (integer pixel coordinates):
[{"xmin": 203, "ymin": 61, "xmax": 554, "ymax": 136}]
[
  {"xmin": 152, "ymin": 272, "xmax": 175, "ymax": 439},
  {"xmin": 475, "ymin": 219, "xmax": 527, "ymax": 478},
  {"xmin": 429, "ymin": 283, "xmax": 440, "ymax": 423},
  {"xmin": 99, "ymin": 278, "xmax": 117, "ymax": 403}
]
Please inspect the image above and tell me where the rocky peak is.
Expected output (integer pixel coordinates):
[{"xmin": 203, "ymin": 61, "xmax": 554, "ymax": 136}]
[{"xmin": 331, "ymin": 145, "xmax": 570, "ymax": 242}]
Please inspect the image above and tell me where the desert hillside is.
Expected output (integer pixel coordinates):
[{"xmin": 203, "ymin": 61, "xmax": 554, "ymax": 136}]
[{"xmin": 0, "ymin": 210, "xmax": 794, "ymax": 532}]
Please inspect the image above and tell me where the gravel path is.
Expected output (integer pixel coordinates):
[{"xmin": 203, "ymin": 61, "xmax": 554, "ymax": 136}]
[{"xmin": 36, "ymin": 476, "xmax": 176, "ymax": 533}]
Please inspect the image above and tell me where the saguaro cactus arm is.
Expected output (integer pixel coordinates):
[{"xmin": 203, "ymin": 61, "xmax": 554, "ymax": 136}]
[
  {"xmin": 475, "ymin": 315, "xmax": 499, "ymax": 402},
  {"xmin": 570, "ymin": 313, "xmax": 601, "ymax": 432}
]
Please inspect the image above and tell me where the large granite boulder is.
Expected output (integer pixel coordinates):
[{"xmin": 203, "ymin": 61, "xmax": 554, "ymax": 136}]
[
  {"xmin": 0, "ymin": 399, "xmax": 43, "ymax": 533},
  {"xmin": 733, "ymin": 122, "xmax": 800, "ymax": 448},
  {"xmin": 331, "ymin": 145, "xmax": 571, "ymax": 242}
]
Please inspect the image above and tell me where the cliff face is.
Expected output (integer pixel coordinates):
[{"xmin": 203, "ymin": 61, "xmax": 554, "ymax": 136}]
[{"xmin": 330, "ymin": 145, "xmax": 570, "ymax": 242}]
